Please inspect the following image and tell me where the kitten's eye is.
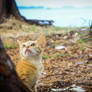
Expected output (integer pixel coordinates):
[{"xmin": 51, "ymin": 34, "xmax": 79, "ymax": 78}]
[
  {"xmin": 31, "ymin": 43, "xmax": 35, "ymax": 46},
  {"xmin": 22, "ymin": 44, "xmax": 26, "ymax": 47}
]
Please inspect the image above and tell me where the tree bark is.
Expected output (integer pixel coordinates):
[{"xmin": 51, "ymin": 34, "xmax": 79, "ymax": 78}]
[
  {"xmin": 0, "ymin": 0, "xmax": 25, "ymax": 22},
  {"xmin": 0, "ymin": 37, "xmax": 31, "ymax": 92}
]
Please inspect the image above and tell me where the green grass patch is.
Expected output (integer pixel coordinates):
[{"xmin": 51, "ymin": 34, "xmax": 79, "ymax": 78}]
[
  {"xmin": 50, "ymin": 31, "xmax": 56, "ymax": 36},
  {"xmin": 42, "ymin": 52, "xmax": 69, "ymax": 60},
  {"xmin": 50, "ymin": 53, "xmax": 69, "ymax": 60},
  {"xmin": 42, "ymin": 54, "xmax": 49, "ymax": 59},
  {"xmin": 4, "ymin": 42, "xmax": 16, "ymax": 49},
  {"xmin": 77, "ymin": 38, "xmax": 84, "ymax": 44},
  {"xmin": 30, "ymin": 25, "xmax": 36, "ymax": 31},
  {"xmin": 79, "ymin": 46, "xmax": 85, "ymax": 51},
  {"xmin": 71, "ymin": 30, "xmax": 84, "ymax": 37}
]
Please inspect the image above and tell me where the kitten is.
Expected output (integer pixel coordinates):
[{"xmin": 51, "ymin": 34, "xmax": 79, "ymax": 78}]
[{"xmin": 16, "ymin": 35, "xmax": 46, "ymax": 92}]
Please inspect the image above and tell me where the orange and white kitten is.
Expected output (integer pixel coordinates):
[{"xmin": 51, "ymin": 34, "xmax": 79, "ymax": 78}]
[{"xmin": 16, "ymin": 35, "xmax": 46, "ymax": 92}]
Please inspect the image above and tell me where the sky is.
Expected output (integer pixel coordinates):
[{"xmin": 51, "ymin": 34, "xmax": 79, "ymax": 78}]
[{"xmin": 16, "ymin": 0, "xmax": 92, "ymax": 8}]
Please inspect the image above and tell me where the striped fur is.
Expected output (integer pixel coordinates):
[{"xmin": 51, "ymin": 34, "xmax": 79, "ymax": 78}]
[{"xmin": 16, "ymin": 35, "xmax": 46, "ymax": 92}]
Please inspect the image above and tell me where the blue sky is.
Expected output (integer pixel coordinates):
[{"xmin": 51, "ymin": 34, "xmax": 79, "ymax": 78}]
[{"xmin": 16, "ymin": 0, "xmax": 92, "ymax": 8}]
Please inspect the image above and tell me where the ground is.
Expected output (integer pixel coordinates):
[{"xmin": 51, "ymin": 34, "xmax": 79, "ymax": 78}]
[{"xmin": 0, "ymin": 17, "xmax": 92, "ymax": 92}]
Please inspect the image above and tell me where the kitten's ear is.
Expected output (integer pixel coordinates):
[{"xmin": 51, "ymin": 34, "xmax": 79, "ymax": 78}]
[
  {"xmin": 17, "ymin": 40, "xmax": 21, "ymax": 46},
  {"xmin": 37, "ymin": 35, "xmax": 46, "ymax": 48}
]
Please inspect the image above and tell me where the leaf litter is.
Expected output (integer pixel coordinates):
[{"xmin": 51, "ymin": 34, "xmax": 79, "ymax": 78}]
[{"xmin": 1, "ymin": 29, "xmax": 92, "ymax": 92}]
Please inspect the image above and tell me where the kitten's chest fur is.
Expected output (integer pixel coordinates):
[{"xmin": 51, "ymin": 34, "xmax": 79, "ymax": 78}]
[{"xmin": 16, "ymin": 59, "xmax": 42, "ymax": 88}]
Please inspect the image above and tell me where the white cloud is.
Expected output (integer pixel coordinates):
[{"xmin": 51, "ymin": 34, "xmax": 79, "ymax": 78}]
[{"xmin": 16, "ymin": 0, "xmax": 92, "ymax": 8}]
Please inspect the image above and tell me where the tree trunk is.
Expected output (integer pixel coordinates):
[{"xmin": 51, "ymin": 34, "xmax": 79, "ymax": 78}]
[
  {"xmin": 0, "ymin": 37, "xmax": 31, "ymax": 92},
  {"xmin": 0, "ymin": 0, "xmax": 25, "ymax": 22},
  {"xmin": 0, "ymin": 0, "xmax": 54, "ymax": 26}
]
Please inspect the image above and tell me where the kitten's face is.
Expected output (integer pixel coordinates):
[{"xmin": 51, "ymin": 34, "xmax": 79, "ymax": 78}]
[
  {"xmin": 18, "ymin": 36, "xmax": 46, "ymax": 59},
  {"xmin": 20, "ymin": 41, "xmax": 41, "ymax": 57}
]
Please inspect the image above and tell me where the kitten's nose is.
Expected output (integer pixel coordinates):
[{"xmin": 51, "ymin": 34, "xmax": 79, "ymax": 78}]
[
  {"xmin": 26, "ymin": 46, "xmax": 29, "ymax": 49},
  {"xmin": 25, "ymin": 46, "xmax": 30, "ymax": 54}
]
